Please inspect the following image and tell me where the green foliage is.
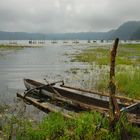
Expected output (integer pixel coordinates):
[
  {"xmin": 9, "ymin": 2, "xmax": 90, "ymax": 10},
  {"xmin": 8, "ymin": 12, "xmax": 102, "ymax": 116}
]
[
  {"xmin": 0, "ymin": 104, "xmax": 9, "ymax": 113},
  {"xmin": 3, "ymin": 115, "xmax": 33, "ymax": 140},
  {"xmin": 1, "ymin": 111, "xmax": 140, "ymax": 140},
  {"xmin": 39, "ymin": 112, "xmax": 66, "ymax": 140},
  {"xmin": 116, "ymin": 68, "xmax": 140, "ymax": 99},
  {"xmin": 74, "ymin": 112, "xmax": 95, "ymax": 140},
  {"xmin": 72, "ymin": 44, "xmax": 140, "ymax": 99},
  {"xmin": 73, "ymin": 44, "xmax": 140, "ymax": 65},
  {"xmin": 73, "ymin": 48, "xmax": 109, "ymax": 65},
  {"xmin": 95, "ymin": 66, "xmax": 140, "ymax": 99}
]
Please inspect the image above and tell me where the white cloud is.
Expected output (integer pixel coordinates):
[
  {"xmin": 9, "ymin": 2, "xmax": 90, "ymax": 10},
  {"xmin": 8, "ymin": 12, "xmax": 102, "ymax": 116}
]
[{"xmin": 0, "ymin": 0, "xmax": 140, "ymax": 33}]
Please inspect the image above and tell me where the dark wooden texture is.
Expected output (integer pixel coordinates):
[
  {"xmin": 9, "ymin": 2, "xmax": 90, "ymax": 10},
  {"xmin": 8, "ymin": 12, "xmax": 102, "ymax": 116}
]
[{"xmin": 109, "ymin": 38, "xmax": 120, "ymax": 130}]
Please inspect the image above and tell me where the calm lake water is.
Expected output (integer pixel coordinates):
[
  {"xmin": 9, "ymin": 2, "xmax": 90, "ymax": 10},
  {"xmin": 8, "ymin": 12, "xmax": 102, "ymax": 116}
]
[{"xmin": 0, "ymin": 41, "xmax": 90, "ymax": 103}]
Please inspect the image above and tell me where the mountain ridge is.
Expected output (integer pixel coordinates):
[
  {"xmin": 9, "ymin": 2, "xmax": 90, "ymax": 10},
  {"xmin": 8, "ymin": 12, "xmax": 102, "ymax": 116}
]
[{"xmin": 0, "ymin": 21, "xmax": 140, "ymax": 40}]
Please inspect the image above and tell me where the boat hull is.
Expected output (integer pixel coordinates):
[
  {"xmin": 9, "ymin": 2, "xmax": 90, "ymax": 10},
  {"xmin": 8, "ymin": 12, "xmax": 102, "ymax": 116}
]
[{"xmin": 24, "ymin": 79, "xmax": 128, "ymax": 112}]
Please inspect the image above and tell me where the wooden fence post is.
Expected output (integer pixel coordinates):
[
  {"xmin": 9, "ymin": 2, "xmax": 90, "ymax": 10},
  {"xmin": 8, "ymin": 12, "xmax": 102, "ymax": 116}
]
[{"xmin": 109, "ymin": 38, "xmax": 120, "ymax": 130}]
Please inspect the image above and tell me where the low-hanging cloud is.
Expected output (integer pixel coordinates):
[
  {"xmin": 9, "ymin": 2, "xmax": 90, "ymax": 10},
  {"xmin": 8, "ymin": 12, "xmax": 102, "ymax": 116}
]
[{"xmin": 0, "ymin": 0, "xmax": 140, "ymax": 33}]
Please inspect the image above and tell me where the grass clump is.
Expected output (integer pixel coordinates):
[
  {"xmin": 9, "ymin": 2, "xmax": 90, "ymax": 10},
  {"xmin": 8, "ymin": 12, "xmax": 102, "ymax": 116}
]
[
  {"xmin": 73, "ymin": 48, "xmax": 109, "ymax": 65},
  {"xmin": 116, "ymin": 69, "xmax": 140, "ymax": 99},
  {"xmin": 96, "ymin": 67, "xmax": 140, "ymax": 99},
  {"xmin": 39, "ymin": 112, "xmax": 66, "ymax": 140},
  {"xmin": 1, "ymin": 111, "xmax": 140, "ymax": 140}
]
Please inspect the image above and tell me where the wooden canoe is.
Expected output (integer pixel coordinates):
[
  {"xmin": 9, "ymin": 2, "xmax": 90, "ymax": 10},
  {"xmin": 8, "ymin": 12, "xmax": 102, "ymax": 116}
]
[
  {"xmin": 23, "ymin": 79, "xmax": 140, "ymax": 115},
  {"xmin": 15, "ymin": 78, "xmax": 140, "ymax": 125}
]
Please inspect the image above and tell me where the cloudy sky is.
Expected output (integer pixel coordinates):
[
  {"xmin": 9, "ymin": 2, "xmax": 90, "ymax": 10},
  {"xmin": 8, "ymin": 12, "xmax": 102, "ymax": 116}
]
[{"xmin": 0, "ymin": 0, "xmax": 140, "ymax": 33}]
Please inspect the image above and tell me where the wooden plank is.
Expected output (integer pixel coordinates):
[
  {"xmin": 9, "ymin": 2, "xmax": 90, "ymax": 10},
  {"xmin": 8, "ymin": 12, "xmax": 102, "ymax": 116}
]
[
  {"xmin": 17, "ymin": 92, "xmax": 109, "ymax": 133},
  {"xmin": 17, "ymin": 92, "xmax": 76, "ymax": 119},
  {"xmin": 120, "ymin": 103, "xmax": 140, "ymax": 112}
]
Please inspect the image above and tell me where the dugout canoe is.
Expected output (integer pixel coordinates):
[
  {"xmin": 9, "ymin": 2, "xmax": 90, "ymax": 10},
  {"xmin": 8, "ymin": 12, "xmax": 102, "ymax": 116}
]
[{"xmin": 23, "ymin": 79, "xmax": 140, "ymax": 115}]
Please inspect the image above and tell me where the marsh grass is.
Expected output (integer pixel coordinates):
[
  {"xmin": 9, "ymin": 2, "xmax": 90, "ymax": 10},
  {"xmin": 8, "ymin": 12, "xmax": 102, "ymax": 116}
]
[
  {"xmin": 1, "ymin": 102, "xmax": 140, "ymax": 139},
  {"xmin": 0, "ymin": 44, "xmax": 24, "ymax": 49},
  {"xmin": 73, "ymin": 48, "xmax": 109, "ymax": 65},
  {"xmin": 116, "ymin": 69, "xmax": 140, "ymax": 99},
  {"xmin": 72, "ymin": 44, "xmax": 140, "ymax": 99},
  {"xmin": 0, "ymin": 44, "xmax": 42, "ymax": 50},
  {"xmin": 96, "ymin": 66, "xmax": 140, "ymax": 99},
  {"xmin": 1, "ymin": 111, "xmax": 140, "ymax": 140},
  {"xmin": 73, "ymin": 44, "xmax": 140, "ymax": 65}
]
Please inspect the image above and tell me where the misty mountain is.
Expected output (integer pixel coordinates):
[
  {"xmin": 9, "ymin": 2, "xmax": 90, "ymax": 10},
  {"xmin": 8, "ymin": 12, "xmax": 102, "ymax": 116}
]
[
  {"xmin": 0, "ymin": 21, "xmax": 140, "ymax": 40},
  {"xmin": 0, "ymin": 30, "xmax": 114, "ymax": 40},
  {"xmin": 45, "ymin": 30, "xmax": 114, "ymax": 40},
  {"xmin": 110, "ymin": 21, "xmax": 140, "ymax": 40},
  {"xmin": 131, "ymin": 26, "xmax": 140, "ymax": 40},
  {"xmin": 0, "ymin": 31, "xmax": 45, "ymax": 40}
]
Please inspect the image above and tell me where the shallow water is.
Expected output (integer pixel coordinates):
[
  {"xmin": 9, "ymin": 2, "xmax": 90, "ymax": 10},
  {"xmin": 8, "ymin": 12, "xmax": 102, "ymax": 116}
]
[
  {"xmin": 0, "ymin": 41, "xmax": 90, "ymax": 103},
  {"xmin": 0, "ymin": 41, "xmax": 114, "ymax": 120}
]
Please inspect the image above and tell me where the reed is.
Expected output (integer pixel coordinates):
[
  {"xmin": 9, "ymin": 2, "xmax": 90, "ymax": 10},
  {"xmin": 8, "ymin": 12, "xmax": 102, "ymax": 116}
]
[
  {"xmin": 96, "ymin": 67, "xmax": 140, "ymax": 99},
  {"xmin": 116, "ymin": 69, "xmax": 140, "ymax": 99}
]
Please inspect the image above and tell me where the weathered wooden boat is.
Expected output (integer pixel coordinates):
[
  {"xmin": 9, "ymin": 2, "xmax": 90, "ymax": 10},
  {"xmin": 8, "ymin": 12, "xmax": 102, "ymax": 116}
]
[
  {"xmin": 17, "ymin": 78, "xmax": 140, "ymax": 125},
  {"xmin": 24, "ymin": 79, "xmax": 140, "ymax": 112}
]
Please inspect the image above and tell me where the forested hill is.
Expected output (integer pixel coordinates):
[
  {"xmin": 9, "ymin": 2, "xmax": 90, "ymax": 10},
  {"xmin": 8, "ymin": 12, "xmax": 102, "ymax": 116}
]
[
  {"xmin": 110, "ymin": 21, "xmax": 140, "ymax": 40},
  {"xmin": 0, "ymin": 21, "xmax": 140, "ymax": 40}
]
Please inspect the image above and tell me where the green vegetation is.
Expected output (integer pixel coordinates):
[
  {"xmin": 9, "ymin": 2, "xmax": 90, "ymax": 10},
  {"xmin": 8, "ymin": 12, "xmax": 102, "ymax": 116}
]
[
  {"xmin": 73, "ymin": 47, "xmax": 109, "ymax": 65},
  {"xmin": 73, "ymin": 44, "xmax": 140, "ymax": 65},
  {"xmin": 116, "ymin": 68, "xmax": 140, "ymax": 99},
  {"xmin": 72, "ymin": 44, "xmax": 140, "ymax": 99},
  {"xmin": 96, "ymin": 66, "xmax": 140, "ymax": 99},
  {"xmin": 0, "ymin": 44, "xmax": 24, "ymax": 49},
  {"xmin": 1, "ymin": 107, "xmax": 140, "ymax": 140},
  {"xmin": 0, "ymin": 44, "xmax": 42, "ymax": 50}
]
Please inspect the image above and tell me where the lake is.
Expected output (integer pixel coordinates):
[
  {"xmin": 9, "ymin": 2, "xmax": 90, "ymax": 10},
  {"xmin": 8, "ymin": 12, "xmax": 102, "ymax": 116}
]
[{"xmin": 0, "ymin": 41, "xmax": 90, "ymax": 104}]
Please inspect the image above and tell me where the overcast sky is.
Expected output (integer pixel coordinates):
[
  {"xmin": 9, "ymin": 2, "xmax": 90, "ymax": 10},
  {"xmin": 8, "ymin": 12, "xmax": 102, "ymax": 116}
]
[{"xmin": 0, "ymin": 0, "xmax": 140, "ymax": 33}]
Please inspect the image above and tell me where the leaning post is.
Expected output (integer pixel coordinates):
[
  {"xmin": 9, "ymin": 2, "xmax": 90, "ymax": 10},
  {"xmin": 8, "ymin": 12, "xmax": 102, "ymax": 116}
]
[{"xmin": 109, "ymin": 38, "xmax": 120, "ymax": 130}]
